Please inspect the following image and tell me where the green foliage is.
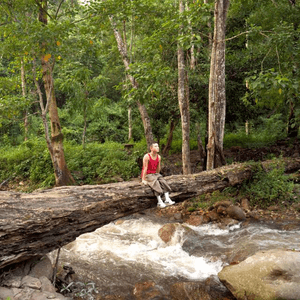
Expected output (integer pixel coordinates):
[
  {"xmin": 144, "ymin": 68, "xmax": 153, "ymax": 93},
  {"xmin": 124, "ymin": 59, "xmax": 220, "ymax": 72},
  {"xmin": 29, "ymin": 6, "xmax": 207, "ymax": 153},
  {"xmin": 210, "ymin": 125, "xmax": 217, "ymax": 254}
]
[
  {"xmin": 224, "ymin": 114, "xmax": 287, "ymax": 149},
  {"xmin": 0, "ymin": 139, "xmax": 145, "ymax": 190},
  {"xmin": 0, "ymin": 138, "xmax": 54, "ymax": 190},
  {"xmin": 190, "ymin": 188, "xmax": 237, "ymax": 210},
  {"xmin": 241, "ymin": 160, "xmax": 294, "ymax": 208},
  {"xmin": 65, "ymin": 141, "xmax": 142, "ymax": 184}
]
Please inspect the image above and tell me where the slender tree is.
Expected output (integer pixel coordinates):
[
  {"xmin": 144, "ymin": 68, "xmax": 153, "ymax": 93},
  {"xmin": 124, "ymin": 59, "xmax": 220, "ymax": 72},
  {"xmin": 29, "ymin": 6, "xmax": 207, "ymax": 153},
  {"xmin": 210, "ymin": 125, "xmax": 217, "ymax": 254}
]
[
  {"xmin": 38, "ymin": 0, "xmax": 75, "ymax": 186},
  {"xmin": 178, "ymin": 0, "xmax": 191, "ymax": 174},
  {"xmin": 206, "ymin": 0, "xmax": 230, "ymax": 170},
  {"xmin": 109, "ymin": 15, "xmax": 154, "ymax": 150}
]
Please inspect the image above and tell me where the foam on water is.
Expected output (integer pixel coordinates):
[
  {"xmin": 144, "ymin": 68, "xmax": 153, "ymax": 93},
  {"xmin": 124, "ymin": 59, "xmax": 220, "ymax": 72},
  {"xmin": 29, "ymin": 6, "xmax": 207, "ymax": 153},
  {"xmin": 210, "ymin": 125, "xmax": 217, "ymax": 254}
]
[{"xmin": 65, "ymin": 218, "xmax": 224, "ymax": 280}]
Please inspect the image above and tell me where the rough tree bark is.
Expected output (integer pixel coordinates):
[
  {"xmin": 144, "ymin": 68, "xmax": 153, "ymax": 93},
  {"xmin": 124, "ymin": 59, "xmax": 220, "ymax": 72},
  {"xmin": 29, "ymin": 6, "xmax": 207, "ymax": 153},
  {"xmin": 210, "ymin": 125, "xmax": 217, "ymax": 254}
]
[
  {"xmin": 178, "ymin": 0, "xmax": 191, "ymax": 174},
  {"xmin": 38, "ymin": 0, "xmax": 75, "ymax": 186},
  {"xmin": 163, "ymin": 118, "xmax": 178, "ymax": 156},
  {"xmin": 109, "ymin": 16, "xmax": 154, "ymax": 150},
  {"xmin": 21, "ymin": 59, "xmax": 29, "ymax": 141},
  {"xmin": 1, "ymin": 158, "xmax": 299, "ymax": 270},
  {"xmin": 207, "ymin": 0, "xmax": 230, "ymax": 170}
]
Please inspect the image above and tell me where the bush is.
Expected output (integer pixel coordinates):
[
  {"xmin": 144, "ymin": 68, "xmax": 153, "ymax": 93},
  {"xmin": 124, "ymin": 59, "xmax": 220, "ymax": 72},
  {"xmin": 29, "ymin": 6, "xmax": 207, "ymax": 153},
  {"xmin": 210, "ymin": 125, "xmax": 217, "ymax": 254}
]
[
  {"xmin": 241, "ymin": 160, "xmax": 294, "ymax": 208},
  {"xmin": 0, "ymin": 138, "xmax": 54, "ymax": 189}
]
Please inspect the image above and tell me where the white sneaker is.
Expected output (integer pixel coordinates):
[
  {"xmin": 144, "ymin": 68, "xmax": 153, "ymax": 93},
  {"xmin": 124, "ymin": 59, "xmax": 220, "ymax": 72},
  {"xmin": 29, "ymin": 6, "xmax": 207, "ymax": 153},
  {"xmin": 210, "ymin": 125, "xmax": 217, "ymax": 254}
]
[
  {"xmin": 157, "ymin": 202, "xmax": 167, "ymax": 208},
  {"xmin": 164, "ymin": 198, "xmax": 175, "ymax": 205}
]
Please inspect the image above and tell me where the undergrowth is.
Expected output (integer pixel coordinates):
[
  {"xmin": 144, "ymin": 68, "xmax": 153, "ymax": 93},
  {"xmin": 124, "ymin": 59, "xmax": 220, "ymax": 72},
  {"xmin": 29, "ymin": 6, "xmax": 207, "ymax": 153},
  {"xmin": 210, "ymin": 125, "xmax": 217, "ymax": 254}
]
[{"xmin": 189, "ymin": 159, "xmax": 297, "ymax": 210}]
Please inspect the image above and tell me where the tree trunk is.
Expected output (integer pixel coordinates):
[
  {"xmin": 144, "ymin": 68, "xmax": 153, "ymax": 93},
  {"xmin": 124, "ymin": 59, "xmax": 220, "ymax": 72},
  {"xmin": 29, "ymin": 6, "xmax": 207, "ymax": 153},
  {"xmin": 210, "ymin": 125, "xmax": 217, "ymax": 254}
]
[
  {"xmin": 162, "ymin": 118, "xmax": 178, "ymax": 156},
  {"xmin": 109, "ymin": 16, "xmax": 154, "ymax": 150},
  {"xmin": 38, "ymin": 0, "xmax": 75, "ymax": 186},
  {"xmin": 82, "ymin": 99, "xmax": 87, "ymax": 147},
  {"xmin": 1, "ymin": 157, "xmax": 299, "ymax": 270},
  {"xmin": 178, "ymin": 0, "xmax": 191, "ymax": 175},
  {"xmin": 206, "ymin": 0, "xmax": 230, "ymax": 170},
  {"xmin": 287, "ymin": 101, "xmax": 299, "ymax": 138},
  {"xmin": 21, "ymin": 59, "xmax": 29, "ymax": 141},
  {"xmin": 128, "ymin": 106, "xmax": 132, "ymax": 141},
  {"xmin": 196, "ymin": 122, "xmax": 206, "ymax": 163}
]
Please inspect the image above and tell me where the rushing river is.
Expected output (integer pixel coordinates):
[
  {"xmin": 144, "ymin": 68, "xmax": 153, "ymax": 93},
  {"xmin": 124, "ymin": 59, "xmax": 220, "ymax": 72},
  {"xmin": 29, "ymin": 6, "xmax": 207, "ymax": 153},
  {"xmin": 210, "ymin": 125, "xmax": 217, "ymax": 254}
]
[{"xmin": 54, "ymin": 212, "xmax": 300, "ymax": 299}]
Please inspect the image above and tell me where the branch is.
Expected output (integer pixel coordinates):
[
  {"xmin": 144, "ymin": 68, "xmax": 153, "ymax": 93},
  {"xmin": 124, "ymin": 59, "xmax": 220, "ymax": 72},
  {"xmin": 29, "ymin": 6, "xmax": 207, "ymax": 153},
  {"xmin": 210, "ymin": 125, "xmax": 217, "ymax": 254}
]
[
  {"xmin": 225, "ymin": 30, "xmax": 271, "ymax": 42},
  {"xmin": 34, "ymin": 0, "xmax": 53, "ymax": 21},
  {"xmin": 55, "ymin": 0, "xmax": 65, "ymax": 19},
  {"xmin": 225, "ymin": 30, "xmax": 251, "ymax": 42}
]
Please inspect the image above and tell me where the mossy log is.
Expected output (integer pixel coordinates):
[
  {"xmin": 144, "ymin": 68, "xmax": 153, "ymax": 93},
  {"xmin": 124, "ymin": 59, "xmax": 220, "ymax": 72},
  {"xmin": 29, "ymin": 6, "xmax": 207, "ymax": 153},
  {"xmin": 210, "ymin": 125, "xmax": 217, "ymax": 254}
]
[{"xmin": 0, "ymin": 158, "xmax": 299, "ymax": 269}]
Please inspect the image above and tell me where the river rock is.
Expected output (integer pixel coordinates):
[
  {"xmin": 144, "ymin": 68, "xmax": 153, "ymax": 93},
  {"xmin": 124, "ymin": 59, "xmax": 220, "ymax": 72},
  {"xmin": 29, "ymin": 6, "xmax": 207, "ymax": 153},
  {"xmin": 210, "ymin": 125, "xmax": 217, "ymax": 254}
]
[
  {"xmin": 240, "ymin": 198, "xmax": 250, "ymax": 211},
  {"xmin": 0, "ymin": 256, "xmax": 71, "ymax": 300},
  {"xmin": 218, "ymin": 249, "xmax": 300, "ymax": 300},
  {"xmin": 185, "ymin": 215, "xmax": 210, "ymax": 226},
  {"xmin": 133, "ymin": 281, "xmax": 166, "ymax": 300},
  {"xmin": 158, "ymin": 223, "xmax": 197, "ymax": 244},
  {"xmin": 226, "ymin": 205, "xmax": 246, "ymax": 221},
  {"xmin": 169, "ymin": 277, "xmax": 235, "ymax": 300},
  {"xmin": 213, "ymin": 200, "xmax": 232, "ymax": 209}
]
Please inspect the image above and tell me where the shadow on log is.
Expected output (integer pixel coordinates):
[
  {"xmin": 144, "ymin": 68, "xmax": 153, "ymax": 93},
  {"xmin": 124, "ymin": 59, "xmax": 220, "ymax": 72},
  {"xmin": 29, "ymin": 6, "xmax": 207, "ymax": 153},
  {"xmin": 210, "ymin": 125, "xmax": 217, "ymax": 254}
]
[{"xmin": 0, "ymin": 158, "xmax": 299, "ymax": 269}]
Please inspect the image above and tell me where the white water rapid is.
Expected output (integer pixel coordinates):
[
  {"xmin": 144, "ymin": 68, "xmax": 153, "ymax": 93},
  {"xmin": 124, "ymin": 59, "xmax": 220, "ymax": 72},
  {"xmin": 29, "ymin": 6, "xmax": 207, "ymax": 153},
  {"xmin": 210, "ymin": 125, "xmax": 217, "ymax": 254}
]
[{"xmin": 54, "ymin": 214, "xmax": 300, "ymax": 299}]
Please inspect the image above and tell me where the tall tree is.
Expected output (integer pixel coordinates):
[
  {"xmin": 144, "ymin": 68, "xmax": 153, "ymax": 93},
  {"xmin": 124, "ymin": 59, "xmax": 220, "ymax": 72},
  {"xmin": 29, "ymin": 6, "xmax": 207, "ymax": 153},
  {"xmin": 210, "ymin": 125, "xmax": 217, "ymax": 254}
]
[
  {"xmin": 38, "ymin": 0, "xmax": 75, "ymax": 186},
  {"xmin": 178, "ymin": 0, "xmax": 191, "ymax": 174},
  {"xmin": 206, "ymin": 0, "xmax": 230, "ymax": 170},
  {"xmin": 109, "ymin": 15, "xmax": 154, "ymax": 150}
]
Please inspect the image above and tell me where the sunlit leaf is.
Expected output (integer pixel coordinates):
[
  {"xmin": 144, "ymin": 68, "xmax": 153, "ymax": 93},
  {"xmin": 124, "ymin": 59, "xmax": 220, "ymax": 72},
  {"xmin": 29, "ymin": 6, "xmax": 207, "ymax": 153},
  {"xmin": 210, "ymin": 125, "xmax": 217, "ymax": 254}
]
[{"xmin": 44, "ymin": 54, "xmax": 51, "ymax": 62}]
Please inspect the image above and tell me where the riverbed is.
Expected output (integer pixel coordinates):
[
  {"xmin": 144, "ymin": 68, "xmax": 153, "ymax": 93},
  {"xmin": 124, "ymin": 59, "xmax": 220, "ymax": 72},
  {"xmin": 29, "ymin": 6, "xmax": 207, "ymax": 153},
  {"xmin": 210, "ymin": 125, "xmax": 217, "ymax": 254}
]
[{"xmin": 53, "ymin": 212, "xmax": 300, "ymax": 299}]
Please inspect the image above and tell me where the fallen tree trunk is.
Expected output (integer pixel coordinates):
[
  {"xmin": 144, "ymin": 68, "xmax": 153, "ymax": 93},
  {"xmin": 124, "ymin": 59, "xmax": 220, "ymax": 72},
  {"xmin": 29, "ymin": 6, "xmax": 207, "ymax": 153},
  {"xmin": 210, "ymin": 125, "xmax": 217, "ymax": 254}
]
[{"xmin": 0, "ymin": 158, "xmax": 299, "ymax": 269}]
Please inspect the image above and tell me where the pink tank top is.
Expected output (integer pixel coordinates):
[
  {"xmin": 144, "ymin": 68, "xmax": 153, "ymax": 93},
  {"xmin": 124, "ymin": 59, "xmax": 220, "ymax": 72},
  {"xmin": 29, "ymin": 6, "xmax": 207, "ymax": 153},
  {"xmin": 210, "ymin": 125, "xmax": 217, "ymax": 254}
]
[{"xmin": 141, "ymin": 154, "xmax": 159, "ymax": 177}]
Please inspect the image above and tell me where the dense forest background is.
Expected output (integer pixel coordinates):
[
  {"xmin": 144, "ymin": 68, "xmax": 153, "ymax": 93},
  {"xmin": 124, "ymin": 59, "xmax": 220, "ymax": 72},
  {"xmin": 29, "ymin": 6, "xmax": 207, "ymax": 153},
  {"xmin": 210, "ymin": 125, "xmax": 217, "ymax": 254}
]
[{"xmin": 0, "ymin": 0, "xmax": 299, "ymax": 191}]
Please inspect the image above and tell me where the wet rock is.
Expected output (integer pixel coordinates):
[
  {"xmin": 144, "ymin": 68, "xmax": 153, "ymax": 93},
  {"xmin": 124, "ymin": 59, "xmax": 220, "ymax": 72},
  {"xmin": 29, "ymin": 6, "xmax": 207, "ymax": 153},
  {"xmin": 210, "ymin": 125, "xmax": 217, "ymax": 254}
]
[
  {"xmin": 158, "ymin": 223, "xmax": 177, "ymax": 243},
  {"xmin": 133, "ymin": 281, "xmax": 166, "ymax": 300},
  {"xmin": 219, "ymin": 217, "xmax": 239, "ymax": 228},
  {"xmin": 101, "ymin": 295, "xmax": 126, "ymax": 300},
  {"xmin": 216, "ymin": 205, "xmax": 227, "ymax": 215},
  {"xmin": 218, "ymin": 249, "xmax": 300, "ymax": 300},
  {"xmin": 240, "ymin": 198, "xmax": 250, "ymax": 211},
  {"xmin": 173, "ymin": 212, "xmax": 183, "ymax": 220},
  {"xmin": 170, "ymin": 277, "xmax": 235, "ymax": 300},
  {"xmin": 281, "ymin": 223, "xmax": 300, "ymax": 231},
  {"xmin": 226, "ymin": 205, "xmax": 246, "ymax": 221},
  {"xmin": 214, "ymin": 200, "xmax": 232, "ymax": 209},
  {"xmin": 226, "ymin": 242, "xmax": 260, "ymax": 264},
  {"xmin": 158, "ymin": 223, "xmax": 197, "ymax": 244},
  {"xmin": 185, "ymin": 215, "xmax": 208, "ymax": 226},
  {"xmin": 206, "ymin": 210, "xmax": 219, "ymax": 222}
]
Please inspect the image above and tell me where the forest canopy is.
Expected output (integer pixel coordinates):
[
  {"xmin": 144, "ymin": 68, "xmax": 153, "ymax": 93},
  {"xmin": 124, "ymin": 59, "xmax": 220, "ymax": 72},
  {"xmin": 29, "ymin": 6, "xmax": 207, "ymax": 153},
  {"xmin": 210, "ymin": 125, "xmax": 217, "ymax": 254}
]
[{"xmin": 0, "ymin": 0, "xmax": 299, "ymax": 189}]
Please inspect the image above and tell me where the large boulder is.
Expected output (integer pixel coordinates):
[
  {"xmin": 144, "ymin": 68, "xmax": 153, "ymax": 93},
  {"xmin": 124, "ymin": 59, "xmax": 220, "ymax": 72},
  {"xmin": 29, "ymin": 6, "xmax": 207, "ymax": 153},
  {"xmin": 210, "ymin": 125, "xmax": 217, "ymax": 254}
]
[{"xmin": 218, "ymin": 249, "xmax": 300, "ymax": 300}]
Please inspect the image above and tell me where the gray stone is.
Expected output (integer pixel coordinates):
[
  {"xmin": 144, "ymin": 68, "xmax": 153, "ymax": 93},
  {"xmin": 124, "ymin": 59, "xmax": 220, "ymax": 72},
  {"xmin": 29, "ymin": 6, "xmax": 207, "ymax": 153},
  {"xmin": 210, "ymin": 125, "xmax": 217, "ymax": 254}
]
[
  {"xmin": 14, "ymin": 286, "xmax": 35, "ymax": 300},
  {"xmin": 226, "ymin": 205, "xmax": 246, "ymax": 221},
  {"xmin": 0, "ymin": 287, "xmax": 14, "ymax": 300},
  {"xmin": 3, "ymin": 276, "xmax": 22, "ymax": 288},
  {"xmin": 218, "ymin": 249, "xmax": 300, "ymax": 300},
  {"xmin": 29, "ymin": 256, "xmax": 53, "ymax": 280},
  {"xmin": 21, "ymin": 276, "xmax": 42, "ymax": 290},
  {"xmin": 39, "ymin": 277, "xmax": 56, "ymax": 293}
]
